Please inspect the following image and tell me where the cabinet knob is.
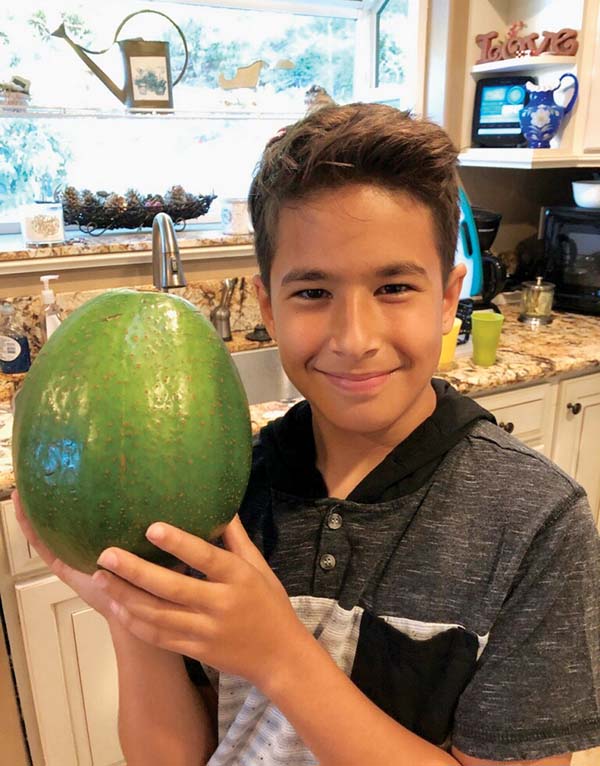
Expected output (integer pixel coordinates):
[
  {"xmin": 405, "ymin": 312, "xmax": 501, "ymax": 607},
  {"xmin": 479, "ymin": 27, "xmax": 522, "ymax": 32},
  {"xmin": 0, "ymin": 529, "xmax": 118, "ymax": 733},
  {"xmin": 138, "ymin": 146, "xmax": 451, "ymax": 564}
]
[
  {"xmin": 499, "ymin": 421, "xmax": 515, "ymax": 433},
  {"xmin": 567, "ymin": 402, "xmax": 582, "ymax": 415}
]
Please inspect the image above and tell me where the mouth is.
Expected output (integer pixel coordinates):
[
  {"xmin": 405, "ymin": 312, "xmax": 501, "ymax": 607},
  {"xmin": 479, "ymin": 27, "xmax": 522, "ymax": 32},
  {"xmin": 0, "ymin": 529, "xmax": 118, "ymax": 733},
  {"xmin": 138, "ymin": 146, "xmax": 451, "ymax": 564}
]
[{"xmin": 316, "ymin": 368, "xmax": 399, "ymax": 393}]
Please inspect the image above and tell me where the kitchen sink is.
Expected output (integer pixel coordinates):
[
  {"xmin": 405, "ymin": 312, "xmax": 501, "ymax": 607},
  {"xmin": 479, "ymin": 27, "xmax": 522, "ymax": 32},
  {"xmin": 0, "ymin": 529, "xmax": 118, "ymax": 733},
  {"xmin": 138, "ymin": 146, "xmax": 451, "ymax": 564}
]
[{"xmin": 231, "ymin": 346, "xmax": 301, "ymax": 405}]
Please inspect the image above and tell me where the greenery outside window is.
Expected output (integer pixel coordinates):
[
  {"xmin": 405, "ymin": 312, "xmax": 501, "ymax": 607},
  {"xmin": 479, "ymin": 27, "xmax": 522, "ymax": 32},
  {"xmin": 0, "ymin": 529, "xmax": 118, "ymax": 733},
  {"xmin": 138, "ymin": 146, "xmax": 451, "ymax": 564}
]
[{"xmin": 0, "ymin": 0, "xmax": 427, "ymax": 233}]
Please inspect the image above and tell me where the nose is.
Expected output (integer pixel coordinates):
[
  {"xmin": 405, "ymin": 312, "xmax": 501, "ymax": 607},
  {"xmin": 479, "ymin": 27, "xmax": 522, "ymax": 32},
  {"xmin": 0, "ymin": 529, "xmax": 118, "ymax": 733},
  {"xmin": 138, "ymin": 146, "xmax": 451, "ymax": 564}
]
[{"xmin": 328, "ymin": 289, "xmax": 380, "ymax": 359}]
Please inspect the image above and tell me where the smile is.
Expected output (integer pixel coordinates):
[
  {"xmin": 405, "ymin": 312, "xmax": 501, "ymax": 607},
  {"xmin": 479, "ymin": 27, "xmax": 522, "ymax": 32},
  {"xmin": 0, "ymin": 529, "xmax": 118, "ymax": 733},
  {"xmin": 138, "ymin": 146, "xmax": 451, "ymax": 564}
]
[{"xmin": 316, "ymin": 369, "xmax": 398, "ymax": 393}]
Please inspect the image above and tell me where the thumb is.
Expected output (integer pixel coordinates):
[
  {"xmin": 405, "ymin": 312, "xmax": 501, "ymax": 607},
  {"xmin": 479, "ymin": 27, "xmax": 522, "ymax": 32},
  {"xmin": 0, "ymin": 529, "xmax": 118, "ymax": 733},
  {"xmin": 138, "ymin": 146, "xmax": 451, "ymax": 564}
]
[{"xmin": 222, "ymin": 515, "xmax": 273, "ymax": 578}]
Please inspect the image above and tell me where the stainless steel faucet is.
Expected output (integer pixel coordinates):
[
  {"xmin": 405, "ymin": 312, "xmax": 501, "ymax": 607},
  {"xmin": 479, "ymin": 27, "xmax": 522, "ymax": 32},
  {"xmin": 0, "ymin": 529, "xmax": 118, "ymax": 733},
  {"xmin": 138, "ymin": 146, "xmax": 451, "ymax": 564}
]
[
  {"xmin": 211, "ymin": 277, "xmax": 238, "ymax": 341},
  {"xmin": 152, "ymin": 212, "xmax": 187, "ymax": 291}
]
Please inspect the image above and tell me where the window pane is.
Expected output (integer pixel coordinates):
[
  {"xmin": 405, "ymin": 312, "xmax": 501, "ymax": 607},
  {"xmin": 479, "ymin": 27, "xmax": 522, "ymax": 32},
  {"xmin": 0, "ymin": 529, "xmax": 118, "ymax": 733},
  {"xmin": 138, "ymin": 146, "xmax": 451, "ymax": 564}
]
[
  {"xmin": 0, "ymin": 1, "xmax": 356, "ymax": 224},
  {"xmin": 376, "ymin": 0, "xmax": 419, "ymax": 104}
]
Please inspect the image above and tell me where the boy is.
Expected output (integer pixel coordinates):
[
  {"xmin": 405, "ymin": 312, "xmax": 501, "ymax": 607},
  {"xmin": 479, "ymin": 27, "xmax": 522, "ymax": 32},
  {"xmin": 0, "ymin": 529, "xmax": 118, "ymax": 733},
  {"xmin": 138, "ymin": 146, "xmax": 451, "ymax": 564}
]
[{"xmin": 15, "ymin": 103, "xmax": 600, "ymax": 766}]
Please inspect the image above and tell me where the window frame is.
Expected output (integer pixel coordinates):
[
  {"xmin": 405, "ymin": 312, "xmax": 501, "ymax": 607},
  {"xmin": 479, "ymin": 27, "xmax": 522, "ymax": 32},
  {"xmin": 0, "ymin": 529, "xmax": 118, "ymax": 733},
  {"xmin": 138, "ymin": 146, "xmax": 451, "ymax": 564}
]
[{"xmin": 354, "ymin": 0, "xmax": 428, "ymax": 113}]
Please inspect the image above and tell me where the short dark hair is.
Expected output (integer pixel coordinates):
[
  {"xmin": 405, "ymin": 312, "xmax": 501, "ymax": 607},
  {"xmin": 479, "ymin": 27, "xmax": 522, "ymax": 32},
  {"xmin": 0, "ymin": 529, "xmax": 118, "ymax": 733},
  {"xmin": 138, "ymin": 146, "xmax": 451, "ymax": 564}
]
[{"xmin": 248, "ymin": 103, "xmax": 460, "ymax": 291}]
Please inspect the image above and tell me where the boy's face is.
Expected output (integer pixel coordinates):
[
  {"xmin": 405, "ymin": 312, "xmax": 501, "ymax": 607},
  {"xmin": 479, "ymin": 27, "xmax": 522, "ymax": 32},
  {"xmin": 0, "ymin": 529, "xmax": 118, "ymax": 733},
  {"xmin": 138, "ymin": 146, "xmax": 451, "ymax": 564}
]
[{"xmin": 254, "ymin": 184, "xmax": 465, "ymax": 442}]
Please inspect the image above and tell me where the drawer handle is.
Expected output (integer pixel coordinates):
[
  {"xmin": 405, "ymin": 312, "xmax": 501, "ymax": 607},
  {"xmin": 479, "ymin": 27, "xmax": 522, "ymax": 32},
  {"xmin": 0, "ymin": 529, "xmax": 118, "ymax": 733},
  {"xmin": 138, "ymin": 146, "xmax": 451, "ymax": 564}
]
[
  {"xmin": 567, "ymin": 402, "xmax": 582, "ymax": 415},
  {"xmin": 499, "ymin": 421, "xmax": 514, "ymax": 433}
]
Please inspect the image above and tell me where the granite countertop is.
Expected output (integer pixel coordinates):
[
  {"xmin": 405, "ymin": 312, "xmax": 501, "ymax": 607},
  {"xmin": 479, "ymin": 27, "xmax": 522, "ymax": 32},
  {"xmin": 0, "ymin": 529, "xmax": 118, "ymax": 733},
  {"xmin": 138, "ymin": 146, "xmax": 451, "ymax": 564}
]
[
  {"xmin": 0, "ymin": 229, "xmax": 254, "ymax": 262},
  {"xmin": 1, "ymin": 307, "xmax": 599, "ymax": 498}
]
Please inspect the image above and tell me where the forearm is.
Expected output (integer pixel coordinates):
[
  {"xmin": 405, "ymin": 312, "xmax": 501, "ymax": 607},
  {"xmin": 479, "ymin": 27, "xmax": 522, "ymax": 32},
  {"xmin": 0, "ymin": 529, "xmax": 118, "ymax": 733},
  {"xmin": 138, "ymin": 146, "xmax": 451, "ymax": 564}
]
[
  {"xmin": 110, "ymin": 619, "xmax": 216, "ymax": 766},
  {"xmin": 262, "ymin": 629, "xmax": 461, "ymax": 766}
]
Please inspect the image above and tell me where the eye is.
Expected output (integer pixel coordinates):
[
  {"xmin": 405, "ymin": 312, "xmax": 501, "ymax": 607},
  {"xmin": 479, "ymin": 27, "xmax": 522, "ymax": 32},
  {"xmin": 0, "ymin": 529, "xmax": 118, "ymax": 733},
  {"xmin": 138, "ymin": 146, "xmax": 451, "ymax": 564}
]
[
  {"xmin": 376, "ymin": 283, "xmax": 413, "ymax": 296},
  {"xmin": 292, "ymin": 288, "xmax": 330, "ymax": 300}
]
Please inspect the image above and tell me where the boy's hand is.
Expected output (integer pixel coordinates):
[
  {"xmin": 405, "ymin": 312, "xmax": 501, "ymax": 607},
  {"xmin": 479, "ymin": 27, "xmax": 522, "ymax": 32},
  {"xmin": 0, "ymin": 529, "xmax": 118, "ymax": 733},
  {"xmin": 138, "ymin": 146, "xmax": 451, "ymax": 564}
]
[
  {"xmin": 11, "ymin": 489, "xmax": 115, "ymax": 619},
  {"xmin": 92, "ymin": 516, "xmax": 307, "ymax": 689}
]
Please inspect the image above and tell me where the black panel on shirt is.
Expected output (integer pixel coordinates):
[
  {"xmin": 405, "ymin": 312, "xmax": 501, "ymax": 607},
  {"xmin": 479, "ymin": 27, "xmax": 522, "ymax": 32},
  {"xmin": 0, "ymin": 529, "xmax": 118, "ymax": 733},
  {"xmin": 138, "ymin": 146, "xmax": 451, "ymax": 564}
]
[{"xmin": 350, "ymin": 612, "xmax": 480, "ymax": 745}]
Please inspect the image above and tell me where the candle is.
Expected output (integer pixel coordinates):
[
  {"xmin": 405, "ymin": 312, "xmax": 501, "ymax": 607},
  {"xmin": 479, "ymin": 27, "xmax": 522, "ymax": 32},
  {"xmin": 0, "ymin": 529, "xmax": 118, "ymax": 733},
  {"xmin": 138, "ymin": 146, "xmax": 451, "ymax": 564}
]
[{"xmin": 21, "ymin": 202, "xmax": 65, "ymax": 246}]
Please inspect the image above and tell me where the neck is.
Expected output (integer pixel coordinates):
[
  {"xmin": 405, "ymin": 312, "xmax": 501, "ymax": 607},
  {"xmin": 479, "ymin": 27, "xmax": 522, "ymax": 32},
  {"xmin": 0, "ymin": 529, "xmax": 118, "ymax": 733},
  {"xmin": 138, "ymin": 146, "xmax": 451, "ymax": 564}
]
[{"xmin": 312, "ymin": 384, "xmax": 437, "ymax": 500}]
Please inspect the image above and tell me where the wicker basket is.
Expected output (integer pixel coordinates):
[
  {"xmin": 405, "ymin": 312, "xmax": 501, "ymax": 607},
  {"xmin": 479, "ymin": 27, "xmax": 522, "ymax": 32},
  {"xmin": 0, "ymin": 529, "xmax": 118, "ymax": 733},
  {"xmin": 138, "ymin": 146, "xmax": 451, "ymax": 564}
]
[{"xmin": 60, "ymin": 188, "xmax": 216, "ymax": 236}]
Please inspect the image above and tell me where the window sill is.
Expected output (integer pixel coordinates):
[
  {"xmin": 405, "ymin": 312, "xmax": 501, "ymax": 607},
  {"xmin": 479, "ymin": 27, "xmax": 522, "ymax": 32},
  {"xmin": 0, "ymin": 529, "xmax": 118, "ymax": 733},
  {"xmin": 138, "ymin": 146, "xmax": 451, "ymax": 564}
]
[{"xmin": 0, "ymin": 227, "xmax": 255, "ymax": 275}]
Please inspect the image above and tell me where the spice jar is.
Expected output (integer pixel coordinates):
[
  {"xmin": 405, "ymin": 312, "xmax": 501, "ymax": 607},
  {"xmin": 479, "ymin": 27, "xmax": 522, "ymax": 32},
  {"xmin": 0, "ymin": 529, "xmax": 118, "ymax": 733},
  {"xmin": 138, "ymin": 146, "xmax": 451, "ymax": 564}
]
[
  {"xmin": 518, "ymin": 276, "xmax": 555, "ymax": 326},
  {"xmin": 21, "ymin": 201, "xmax": 65, "ymax": 246}
]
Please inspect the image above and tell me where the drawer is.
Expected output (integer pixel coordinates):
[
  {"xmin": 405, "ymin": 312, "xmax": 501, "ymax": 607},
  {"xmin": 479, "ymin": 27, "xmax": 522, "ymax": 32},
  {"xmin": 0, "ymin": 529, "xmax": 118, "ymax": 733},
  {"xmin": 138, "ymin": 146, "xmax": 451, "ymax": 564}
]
[
  {"xmin": 472, "ymin": 383, "xmax": 557, "ymax": 455},
  {"xmin": 0, "ymin": 499, "xmax": 43, "ymax": 577}
]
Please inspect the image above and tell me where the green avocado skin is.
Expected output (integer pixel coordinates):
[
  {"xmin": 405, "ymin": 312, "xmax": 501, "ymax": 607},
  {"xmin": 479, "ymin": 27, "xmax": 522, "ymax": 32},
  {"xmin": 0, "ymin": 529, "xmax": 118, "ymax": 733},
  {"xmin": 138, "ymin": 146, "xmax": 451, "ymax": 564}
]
[{"xmin": 12, "ymin": 289, "xmax": 252, "ymax": 574}]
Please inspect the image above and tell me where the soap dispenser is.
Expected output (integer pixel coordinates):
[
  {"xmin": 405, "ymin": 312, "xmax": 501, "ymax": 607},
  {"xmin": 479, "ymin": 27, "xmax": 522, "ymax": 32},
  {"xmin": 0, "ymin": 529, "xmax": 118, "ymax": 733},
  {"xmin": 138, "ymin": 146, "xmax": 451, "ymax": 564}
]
[
  {"xmin": 0, "ymin": 302, "xmax": 31, "ymax": 374},
  {"xmin": 40, "ymin": 274, "xmax": 63, "ymax": 343}
]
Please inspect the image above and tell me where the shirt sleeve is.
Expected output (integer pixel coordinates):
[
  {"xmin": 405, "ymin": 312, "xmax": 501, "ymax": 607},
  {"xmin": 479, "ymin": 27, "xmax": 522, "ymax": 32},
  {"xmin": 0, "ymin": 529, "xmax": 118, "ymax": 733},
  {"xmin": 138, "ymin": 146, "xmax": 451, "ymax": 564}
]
[
  {"xmin": 183, "ymin": 655, "xmax": 212, "ymax": 687},
  {"xmin": 452, "ymin": 490, "xmax": 600, "ymax": 761}
]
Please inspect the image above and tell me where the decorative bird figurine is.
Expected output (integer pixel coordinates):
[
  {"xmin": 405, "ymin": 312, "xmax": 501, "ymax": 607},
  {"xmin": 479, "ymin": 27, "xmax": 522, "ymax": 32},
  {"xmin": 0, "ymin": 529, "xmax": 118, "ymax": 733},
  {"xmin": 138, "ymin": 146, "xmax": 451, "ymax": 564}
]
[
  {"xmin": 218, "ymin": 60, "xmax": 268, "ymax": 90},
  {"xmin": 304, "ymin": 84, "xmax": 336, "ymax": 114}
]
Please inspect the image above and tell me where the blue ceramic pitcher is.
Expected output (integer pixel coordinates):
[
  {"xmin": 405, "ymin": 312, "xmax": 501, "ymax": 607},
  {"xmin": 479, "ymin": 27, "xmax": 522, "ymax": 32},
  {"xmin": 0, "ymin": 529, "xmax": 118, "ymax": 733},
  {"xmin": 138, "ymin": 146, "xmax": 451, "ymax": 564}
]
[{"xmin": 519, "ymin": 73, "xmax": 578, "ymax": 148}]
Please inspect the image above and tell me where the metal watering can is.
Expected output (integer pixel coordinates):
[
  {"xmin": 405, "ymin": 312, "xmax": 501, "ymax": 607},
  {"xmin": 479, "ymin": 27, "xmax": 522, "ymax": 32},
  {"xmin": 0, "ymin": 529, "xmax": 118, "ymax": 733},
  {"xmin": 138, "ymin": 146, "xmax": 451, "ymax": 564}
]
[{"xmin": 52, "ymin": 9, "xmax": 188, "ymax": 109}]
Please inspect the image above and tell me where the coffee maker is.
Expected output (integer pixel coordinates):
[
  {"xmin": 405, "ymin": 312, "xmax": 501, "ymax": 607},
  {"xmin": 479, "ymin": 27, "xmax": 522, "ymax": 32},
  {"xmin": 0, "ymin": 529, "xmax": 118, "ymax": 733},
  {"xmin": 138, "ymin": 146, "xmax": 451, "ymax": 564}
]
[{"xmin": 471, "ymin": 207, "xmax": 507, "ymax": 312}]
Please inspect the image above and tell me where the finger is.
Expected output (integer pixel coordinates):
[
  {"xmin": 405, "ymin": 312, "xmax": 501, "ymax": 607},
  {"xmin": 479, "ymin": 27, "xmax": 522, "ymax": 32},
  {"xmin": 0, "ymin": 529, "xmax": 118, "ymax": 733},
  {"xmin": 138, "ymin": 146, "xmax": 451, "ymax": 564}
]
[
  {"xmin": 116, "ymin": 615, "xmax": 210, "ymax": 659},
  {"xmin": 96, "ymin": 545, "xmax": 220, "ymax": 608},
  {"xmin": 105, "ymin": 589, "xmax": 214, "ymax": 655},
  {"xmin": 221, "ymin": 515, "xmax": 274, "ymax": 577},
  {"xmin": 93, "ymin": 569, "xmax": 219, "ymax": 633},
  {"xmin": 145, "ymin": 522, "xmax": 242, "ymax": 584}
]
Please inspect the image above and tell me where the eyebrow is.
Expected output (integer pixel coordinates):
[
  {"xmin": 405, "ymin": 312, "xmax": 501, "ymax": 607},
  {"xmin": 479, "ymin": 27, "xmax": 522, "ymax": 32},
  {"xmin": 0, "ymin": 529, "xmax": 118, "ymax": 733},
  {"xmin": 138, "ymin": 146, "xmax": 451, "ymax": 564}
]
[{"xmin": 280, "ymin": 261, "xmax": 429, "ymax": 286}]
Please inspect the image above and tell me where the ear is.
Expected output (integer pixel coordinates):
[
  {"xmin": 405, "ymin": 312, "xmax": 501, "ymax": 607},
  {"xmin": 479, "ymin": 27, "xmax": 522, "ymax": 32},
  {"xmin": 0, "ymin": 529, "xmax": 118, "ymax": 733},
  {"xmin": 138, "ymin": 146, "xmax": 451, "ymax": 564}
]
[
  {"xmin": 252, "ymin": 274, "xmax": 276, "ymax": 341},
  {"xmin": 441, "ymin": 263, "xmax": 466, "ymax": 334}
]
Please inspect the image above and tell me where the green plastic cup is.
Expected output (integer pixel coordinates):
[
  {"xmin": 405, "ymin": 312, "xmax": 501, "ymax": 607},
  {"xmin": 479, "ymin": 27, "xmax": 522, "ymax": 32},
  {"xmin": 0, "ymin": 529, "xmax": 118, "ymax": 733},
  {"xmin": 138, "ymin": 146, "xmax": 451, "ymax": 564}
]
[{"xmin": 471, "ymin": 311, "xmax": 504, "ymax": 367}]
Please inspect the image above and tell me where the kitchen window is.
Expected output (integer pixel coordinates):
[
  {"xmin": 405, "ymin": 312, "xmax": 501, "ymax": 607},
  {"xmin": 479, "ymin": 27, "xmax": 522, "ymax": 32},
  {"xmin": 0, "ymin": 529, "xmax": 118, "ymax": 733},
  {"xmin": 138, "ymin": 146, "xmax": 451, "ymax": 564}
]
[{"xmin": 0, "ymin": 0, "xmax": 427, "ymax": 232}]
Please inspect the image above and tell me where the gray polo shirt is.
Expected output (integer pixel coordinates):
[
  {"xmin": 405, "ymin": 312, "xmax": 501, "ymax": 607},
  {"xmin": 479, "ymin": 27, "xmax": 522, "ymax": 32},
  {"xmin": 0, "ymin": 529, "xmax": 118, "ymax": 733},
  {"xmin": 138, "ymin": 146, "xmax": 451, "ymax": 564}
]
[{"xmin": 186, "ymin": 380, "xmax": 600, "ymax": 764}]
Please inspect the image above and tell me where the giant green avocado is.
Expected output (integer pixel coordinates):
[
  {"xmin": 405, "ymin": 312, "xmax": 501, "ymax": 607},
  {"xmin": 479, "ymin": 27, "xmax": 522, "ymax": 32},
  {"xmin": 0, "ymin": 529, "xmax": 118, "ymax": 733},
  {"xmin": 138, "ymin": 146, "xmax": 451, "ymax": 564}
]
[{"xmin": 12, "ymin": 289, "xmax": 252, "ymax": 573}]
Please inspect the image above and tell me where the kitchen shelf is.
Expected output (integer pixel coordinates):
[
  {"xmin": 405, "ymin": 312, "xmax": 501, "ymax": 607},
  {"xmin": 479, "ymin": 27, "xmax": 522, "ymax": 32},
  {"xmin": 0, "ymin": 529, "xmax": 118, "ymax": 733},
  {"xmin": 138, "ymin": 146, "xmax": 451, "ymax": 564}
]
[
  {"xmin": 458, "ymin": 147, "xmax": 600, "ymax": 169},
  {"xmin": 471, "ymin": 54, "xmax": 577, "ymax": 76},
  {"xmin": 0, "ymin": 104, "xmax": 305, "ymax": 121}
]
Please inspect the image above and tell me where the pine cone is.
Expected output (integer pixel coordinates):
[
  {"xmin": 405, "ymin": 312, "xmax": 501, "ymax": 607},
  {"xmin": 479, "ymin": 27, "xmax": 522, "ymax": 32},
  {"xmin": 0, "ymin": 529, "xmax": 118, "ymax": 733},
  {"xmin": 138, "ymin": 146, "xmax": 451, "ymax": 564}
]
[
  {"xmin": 80, "ymin": 189, "xmax": 97, "ymax": 207},
  {"xmin": 62, "ymin": 185, "xmax": 80, "ymax": 208},
  {"xmin": 125, "ymin": 188, "xmax": 144, "ymax": 208},
  {"xmin": 104, "ymin": 193, "xmax": 127, "ymax": 212},
  {"xmin": 165, "ymin": 184, "xmax": 187, "ymax": 206}
]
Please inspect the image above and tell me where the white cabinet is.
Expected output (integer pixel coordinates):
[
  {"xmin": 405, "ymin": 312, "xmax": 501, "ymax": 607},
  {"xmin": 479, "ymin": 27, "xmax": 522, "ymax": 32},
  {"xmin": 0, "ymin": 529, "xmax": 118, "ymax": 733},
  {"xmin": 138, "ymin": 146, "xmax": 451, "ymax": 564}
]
[
  {"xmin": 15, "ymin": 574, "xmax": 124, "ymax": 766},
  {"xmin": 0, "ymin": 499, "xmax": 124, "ymax": 766},
  {"xmin": 456, "ymin": 0, "xmax": 600, "ymax": 168},
  {"xmin": 472, "ymin": 381, "xmax": 557, "ymax": 455},
  {"xmin": 551, "ymin": 371, "xmax": 600, "ymax": 527},
  {"xmin": 473, "ymin": 374, "xmax": 600, "ymax": 527},
  {"xmin": 582, "ymin": 2, "xmax": 600, "ymax": 153}
]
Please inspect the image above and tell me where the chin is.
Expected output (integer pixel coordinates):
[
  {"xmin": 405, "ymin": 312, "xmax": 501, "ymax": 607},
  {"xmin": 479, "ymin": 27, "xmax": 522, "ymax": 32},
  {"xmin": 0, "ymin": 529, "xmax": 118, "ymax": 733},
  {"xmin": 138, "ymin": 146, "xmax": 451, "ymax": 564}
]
[{"xmin": 312, "ymin": 398, "xmax": 413, "ymax": 437}]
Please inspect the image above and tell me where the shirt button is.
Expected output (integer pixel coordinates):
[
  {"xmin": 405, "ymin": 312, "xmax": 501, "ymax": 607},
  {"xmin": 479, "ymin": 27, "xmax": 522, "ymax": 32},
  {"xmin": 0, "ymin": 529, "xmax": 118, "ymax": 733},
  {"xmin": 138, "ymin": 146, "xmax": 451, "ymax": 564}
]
[
  {"xmin": 327, "ymin": 512, "xmax": 343, "ymax": 530},
  {"xmin": 319, "ymin": 553, "xmax": 337, "ymax": 571}
]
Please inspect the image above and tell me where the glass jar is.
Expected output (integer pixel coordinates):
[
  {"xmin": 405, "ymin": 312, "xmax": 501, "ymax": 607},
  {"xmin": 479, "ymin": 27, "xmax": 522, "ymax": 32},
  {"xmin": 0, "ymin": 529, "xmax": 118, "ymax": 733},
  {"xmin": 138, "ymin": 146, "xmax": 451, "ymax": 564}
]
[
  {"xmin": 21, "ymin": 201, "xmax": 65, "ymax": 246},
  {"xmin": 518, "ymin": 276, "xmax": 555, "ymax": 326}
]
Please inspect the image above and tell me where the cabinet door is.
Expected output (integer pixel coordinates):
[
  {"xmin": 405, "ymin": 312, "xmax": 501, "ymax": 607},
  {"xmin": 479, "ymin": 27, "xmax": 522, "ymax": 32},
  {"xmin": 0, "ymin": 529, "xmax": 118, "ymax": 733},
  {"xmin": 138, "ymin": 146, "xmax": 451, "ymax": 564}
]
[
  {"xmin": 15, "ymin": 574, "xmax": 124, "ymax": 766},
  {"xmin": 552, "ymin": 373, "xmax": 600, "ymax": 526},
  {"xmin": 0, "ymin": 498, "xmax": 43, "ymax": 576},
  {"xmin": 583, "ymin": 3, "xmax": 600, "ymax": 153},
  {"xmin": 472, "ymin": 383, "xmax": 557, "ymax": 455}
]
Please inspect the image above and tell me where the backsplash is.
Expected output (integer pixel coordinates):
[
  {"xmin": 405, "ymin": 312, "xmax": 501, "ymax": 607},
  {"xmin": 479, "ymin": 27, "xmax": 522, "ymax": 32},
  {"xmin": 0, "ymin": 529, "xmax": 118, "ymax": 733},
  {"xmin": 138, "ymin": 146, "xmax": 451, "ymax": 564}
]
[{"xmin": 2, "ymin": 277, "xmax": 264, "ymax": 359}]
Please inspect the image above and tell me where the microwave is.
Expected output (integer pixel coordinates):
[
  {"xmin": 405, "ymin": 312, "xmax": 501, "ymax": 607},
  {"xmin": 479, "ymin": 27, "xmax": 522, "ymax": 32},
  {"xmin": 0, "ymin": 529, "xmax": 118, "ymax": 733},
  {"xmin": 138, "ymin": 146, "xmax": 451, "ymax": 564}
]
[{"xmin": 540, "ymin": 206, "xmax": 600, "ymax": 315}]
